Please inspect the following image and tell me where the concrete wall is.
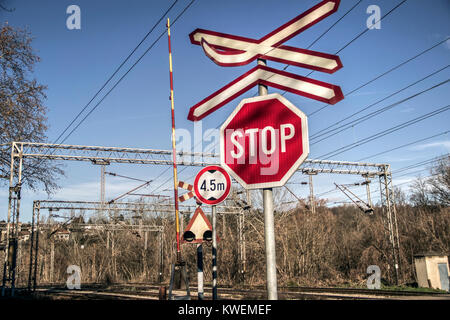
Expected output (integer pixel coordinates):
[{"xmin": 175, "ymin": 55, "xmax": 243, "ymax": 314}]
[
  {"xmin": 426, "ymin": 256, "xmax": 449, "ymax": 290},
  {"xmin": 414, "ymin": 257, "xmax": 429, "ymax": 288},
  {"xmin": 415, "ymin": 255, "xmax": 449, "ymax": 290}
]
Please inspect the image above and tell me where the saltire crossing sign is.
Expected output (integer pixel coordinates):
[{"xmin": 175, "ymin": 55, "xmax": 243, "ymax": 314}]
[{"xmin": 187, "ymin": 0, "xmax": 344, "ymax": 121}]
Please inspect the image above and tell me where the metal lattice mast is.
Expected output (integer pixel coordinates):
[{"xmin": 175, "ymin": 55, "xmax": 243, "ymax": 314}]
[
  {"xmin": 1, "ymin": 141, "xmax": 402, "ymax": 294},
  {"xmin": 27, "ymin": 200, "xmax": 168, "ymax": 291},
  {"xmin": 363, "ymin": 174, "xmax": 374, "ymax": 209},
  {"xmin": 2, "ymin": 143, "xmax": 23, "ymax": 296},
  {"xmin": 101, "ymin": 165, "xmax": 106, "ymax": 214},
  {"xmin": 3, "ymin": 142, "xmax": 388, "ymax": 175},
  {"xmin": 25, "ymin": 199, "xmax": 241, "ymax": 290},
  {"xmin": 379, "ymin": 165, "xmax": 401, "ymax": 285}
]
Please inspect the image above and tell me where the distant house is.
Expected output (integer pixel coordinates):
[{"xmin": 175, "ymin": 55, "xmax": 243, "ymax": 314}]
[
  {"xmin": 0, "ymin": 226, "xmax": 6, "ymax": 243},
  {"xmin": 0, "ymin": 222, "xmax": 24, "ymax": 242},
  {"xmin": 54, "ymin": 229, "xmax": 71, "ymax": 241},
  {"xmin": 18, "ymin": 230, "xmax": 31, "ymax": 242}
]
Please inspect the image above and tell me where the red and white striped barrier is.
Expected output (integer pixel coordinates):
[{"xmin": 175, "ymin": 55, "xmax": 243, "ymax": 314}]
[{"xmin": 178, "ymin": 181, "xmax": 196, "ymax": 202}]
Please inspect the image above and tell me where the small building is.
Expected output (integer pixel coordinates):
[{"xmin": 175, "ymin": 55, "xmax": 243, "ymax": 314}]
[
  {"xmin": 18, "ymin": 230, "xmax": 31, "ymax": 242},
  {"xmin": 1, "ymin": 223, "xmax": 25, "ymax": 242},
  {"xmin": 414, "ymin": 253, "xmax": 449, "ymax": 291},
  {"xmin": 0, "ymin": 227, "xmax": 6, "ymax": 243},
  {"xmin": 54, "ymin": 229, "xmax": 71, "ymax": 241}
]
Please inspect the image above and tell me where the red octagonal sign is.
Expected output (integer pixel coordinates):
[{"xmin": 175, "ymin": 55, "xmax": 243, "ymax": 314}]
[{"xmin": 220, "ymin": 93, "xmax": 309, "ymax": 189}]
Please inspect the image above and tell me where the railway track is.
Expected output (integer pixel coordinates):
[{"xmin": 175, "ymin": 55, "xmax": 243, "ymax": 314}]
[{"xmin": 16, "ymin": 283, "xmax": 450, "ymax": 300}]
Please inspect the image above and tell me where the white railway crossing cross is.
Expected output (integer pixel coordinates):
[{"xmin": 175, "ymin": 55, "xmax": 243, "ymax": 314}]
[
  {"xmin": 189, "ymin": 0, "xmax": 341, "ymax": 70},
  {"xmin": 188, "ymin": 0, "xmax": 344, "ymax": 121}
]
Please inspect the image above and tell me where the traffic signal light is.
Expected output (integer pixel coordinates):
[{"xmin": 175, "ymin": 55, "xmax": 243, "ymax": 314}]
[{"xmin": 183, "ymin": 231, "xmax": 195, "ymax": 242}]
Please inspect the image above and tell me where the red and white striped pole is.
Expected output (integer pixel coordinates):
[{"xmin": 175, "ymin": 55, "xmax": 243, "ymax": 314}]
[{"xmin": 167, "ymin": 18, "xmax": 182, "ymax": 262}]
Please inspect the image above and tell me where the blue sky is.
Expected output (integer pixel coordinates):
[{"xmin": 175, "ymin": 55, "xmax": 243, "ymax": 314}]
[{"xmin": 1, "ymin": 0, "xmax": 449, "ymax": 221}]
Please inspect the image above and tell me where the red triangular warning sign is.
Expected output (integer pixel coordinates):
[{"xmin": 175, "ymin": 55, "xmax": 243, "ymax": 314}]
[{"xmin": 182, "ymin": 207, "xmax": 218, "ymax": 244}]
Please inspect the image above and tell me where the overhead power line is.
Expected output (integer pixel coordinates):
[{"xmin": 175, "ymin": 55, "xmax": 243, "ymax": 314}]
[
  {"xmin": 311, "ymin": 78, "xmax": 450, "ymax": 145},
  {"xmin": 311, "ymin": 65, "xmax": 449, "ymax": 141},
  {"xmin": 306, "ymin": 0, "xmax": 410, "ymax": 116},
  {"xmin": 308, "ymin": 37, "xmax": 449, "ymax": 118},
  {"xmin": 336, "ymin": 0, "xmax": 407, "ymax": 55},
  {"xmin": 92, "ymin": 1, "xmax": 196, "ymax": 200},
  {"xmin": 53, "ymin": 1, "xmax": 195, "ymax": 202},
  {"xmin": 108, "ymin": 180, "xmax": 153, "ymax": 204},
  {"xmin": 57, "ymin": 0, "xmax": 196, "ymax": 145},
  {"xmin": 252, "ymin": 0, "xmax": 364, "ymax": 97},
  {"xmin": 53, "ymin": 0, "xmax": 180, "ymax": 145},
  {"xmin": 20, "ymin": 1, "xmax": 190, "ymax": 186},
  {"xmin": 327, "ymin": 169, "xmax": 442, "ymax": 204},
  {"xmin": 105, "ymin": 171, "xmax": 149, "ymax": 183},
  {"xmin": 307, "ymin": 0, "xmax": 364, "ymax": 50},
  {"xmin": 357, "ymin": 130, "xmax": 450, "ymax": 161},
  {"xmin": 392, "ymin": 154, "xmax": 449, "ymax": 175},
  {"xmin": 316, "ymin": 187, "xmax": 339, "ymax": 198},
  {"xmin": 317, "ymin": 104, "xmax": 450, "ymax": 159},
  {"xmin": 394, "ymin": 168, "xmax": 432, "ymax": 179},
  {"xmin": 393, "ymin": 173, "xmax": 440, "ymax": 186},
  {"xmin": 346, "ymin": 171, "xmax": 441, "ymax": 204}
]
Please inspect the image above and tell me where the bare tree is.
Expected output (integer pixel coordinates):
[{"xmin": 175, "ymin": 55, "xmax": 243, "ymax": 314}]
[
  {"xmin": 0, "ymin": 0, "xmax": 14, "ymax": 13},
  {"xmin": 0, "ymin": 24, "xmax": 64, "ymax": 193},
  {"xmin": 394, "ymin": 186, "xmax": 407, "ymax": 206},
  {"xmin": 428, "ymin": 157, "xmax": 450, "ymax": 206},
  {"xmin": 409, "ymin": 157, "xmax": 450, "ymax": 207},
  {"xmin": 409, "ymin": 176, "xmax": 431, "ymax": 207}
]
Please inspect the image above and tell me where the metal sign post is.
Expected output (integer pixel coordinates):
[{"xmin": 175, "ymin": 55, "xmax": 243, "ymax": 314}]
[
  {"xmin": 193, "ymin": 165, "xmax": 231, "ymax": 300},
  {"xmin": 197, "ymin": 243, "xmax": 204, "ymax": 300},
  {"xmin": 258, "ymin": 59, "xmax": 278, "ymax": 300},
  {"xmin": 212, "ymin": 204, "xmax": 218, "ymax": 300},
  {"xmin": 182, "ymin": 204, "xmax": 212, "ymax": 299}
]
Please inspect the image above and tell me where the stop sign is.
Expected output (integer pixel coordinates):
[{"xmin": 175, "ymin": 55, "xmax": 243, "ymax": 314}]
[{"xmin": 220, "ymin": 93, "xmax": 309, "ymax": 189}]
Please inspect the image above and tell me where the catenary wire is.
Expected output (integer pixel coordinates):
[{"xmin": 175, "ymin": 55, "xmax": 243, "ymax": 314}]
[
  {"xmin": 311, "ymin": 78, "xmax": 450, "ymax": 145},
  {"xmin": 317, "ymin": 104, "xmax": 450, "ymax": 159},
  {"xmin": 311, "ymin": 65, "xmax": 449, "ymax": 141}
]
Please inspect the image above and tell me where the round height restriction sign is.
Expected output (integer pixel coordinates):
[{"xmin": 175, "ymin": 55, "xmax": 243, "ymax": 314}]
[{"xmin": 194, "ymin": 166, "xmax": 231, "ymax": 205}]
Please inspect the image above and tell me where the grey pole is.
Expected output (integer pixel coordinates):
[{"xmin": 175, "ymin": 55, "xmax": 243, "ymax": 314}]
[
  {"xmin": 28, "ymin": 203, "xmax": 36, "ymax": 291},
  {"xmin": 197, "ymin": 244, "xmax": 204, "ymax": 300},
  {"xmin": 258, "ymin": 58, "xmax": 278, "ymax": 300},
  {"xmin": 238, "ymin": 211, "xmax": 244, "ymax": 282},
  {"xmin": 33, "ymin": 205, "xmax": 40, "ymax": 291},
  {"xmin": 159, "ymin": 230, "xmax": 163, "ymax": 283},
  {"xmin": 1, "ymin": 146, "xmax": 15, "ymax": 297},
  {"xmin": 50, "ymin": 239, "xmax": 54, "ymax": 283},
  {"xmin": 212, "ymin": 205, "xmax": 218, "ymax": 300},
  {"xmin": 100, "ymin": 165, "xmax": 105, "ymax": 216},
  {"xmin": 309, "ymin": 174, "xmax": 315, "ymax": 214},
  {"xmin": 364, "ymin": 176, "xmax": 373, "ymax": 208},
  {"xmin": 263, "ymin": 188, "xmax": 278, "ymax": 300}
]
